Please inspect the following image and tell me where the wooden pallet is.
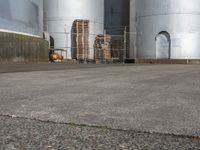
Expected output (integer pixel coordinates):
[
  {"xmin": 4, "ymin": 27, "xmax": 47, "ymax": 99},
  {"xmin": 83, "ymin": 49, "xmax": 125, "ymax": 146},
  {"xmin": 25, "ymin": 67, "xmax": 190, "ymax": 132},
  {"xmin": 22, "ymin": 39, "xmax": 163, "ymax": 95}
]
[
  {"xmin": 94, "ymin": 34, "xmax": 111, "ymax": 61},
  {"xmin": 72, "ymin": 20, "xmax": 89, "ymax": 60}
]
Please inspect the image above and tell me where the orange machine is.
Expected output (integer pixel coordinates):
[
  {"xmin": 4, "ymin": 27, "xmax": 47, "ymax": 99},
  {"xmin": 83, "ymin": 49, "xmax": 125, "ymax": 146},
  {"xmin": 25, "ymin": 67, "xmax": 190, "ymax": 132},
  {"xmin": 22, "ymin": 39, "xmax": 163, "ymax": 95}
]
[{"xmin": 49, "ymin": 48, "xmax": 64, "ymax": 63}]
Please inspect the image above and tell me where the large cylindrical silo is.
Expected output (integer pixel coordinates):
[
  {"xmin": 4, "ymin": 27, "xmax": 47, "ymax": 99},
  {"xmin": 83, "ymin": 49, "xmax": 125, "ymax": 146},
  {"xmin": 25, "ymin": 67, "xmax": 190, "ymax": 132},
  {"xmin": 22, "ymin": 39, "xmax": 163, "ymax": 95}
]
[
  {"xmin": 0, "ymin": 0, "xmax": 43, "ymax": 37},
  {"xmin": 0, "ymin": 0, "xmax": 48, "ymax": 63},
  {"xmin": 130, "ymin": 0, "xmax": 200, "ymax": 59},
  {"xmin": 104, "ymin": 0, "xmax": 130, "ymax": 35},
  {"xmin": 44, "ymin": 0, "xmax": 104, "ymax": 59}
]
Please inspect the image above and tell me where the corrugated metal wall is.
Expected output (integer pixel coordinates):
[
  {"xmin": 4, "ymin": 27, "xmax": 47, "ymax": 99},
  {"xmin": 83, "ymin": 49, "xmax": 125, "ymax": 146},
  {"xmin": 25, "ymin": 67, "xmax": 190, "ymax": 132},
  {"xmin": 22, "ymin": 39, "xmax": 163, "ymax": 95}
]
[{"xmin": 0, "ymin": 32, "xmax": 49, "ymax": 63}]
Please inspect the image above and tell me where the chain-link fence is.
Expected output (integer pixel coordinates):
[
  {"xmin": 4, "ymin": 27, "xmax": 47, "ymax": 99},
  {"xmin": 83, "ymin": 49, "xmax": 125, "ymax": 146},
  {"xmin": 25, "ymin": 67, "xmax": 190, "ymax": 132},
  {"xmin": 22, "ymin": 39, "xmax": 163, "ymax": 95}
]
[
  {"xmin": 49, "ymin": 32, "xmax": 136, "ymax": 63},
  {"xmin": 94, "ymin": 30, "xmax": 137, "ymax": 63},
  {"xmin": 48, "ymin": 25, "xmax": 137, "ymax": 63},
  {"xmin": 48, "ymin": 24, "xmax": 200, "ymax": 63}
]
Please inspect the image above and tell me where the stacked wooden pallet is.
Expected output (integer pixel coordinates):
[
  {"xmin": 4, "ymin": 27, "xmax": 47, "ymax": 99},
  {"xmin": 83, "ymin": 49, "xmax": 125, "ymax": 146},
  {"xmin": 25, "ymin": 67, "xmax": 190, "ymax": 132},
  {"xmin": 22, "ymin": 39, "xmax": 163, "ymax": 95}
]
[
  {"xmin": 72, "ymin": 20, "xmax": 89, "ymax": 60},
  {"xmin": 94, "ymin": 34, "xmax": 111, "ymax": 61}
]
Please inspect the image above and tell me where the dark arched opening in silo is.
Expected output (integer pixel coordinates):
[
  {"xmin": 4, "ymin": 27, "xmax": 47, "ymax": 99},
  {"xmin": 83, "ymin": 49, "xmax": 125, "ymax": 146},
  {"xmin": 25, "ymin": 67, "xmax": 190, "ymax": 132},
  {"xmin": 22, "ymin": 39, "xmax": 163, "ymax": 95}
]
[{"xmin": 156, "ymin": 31, "xmax": 171, "ymax": 59}]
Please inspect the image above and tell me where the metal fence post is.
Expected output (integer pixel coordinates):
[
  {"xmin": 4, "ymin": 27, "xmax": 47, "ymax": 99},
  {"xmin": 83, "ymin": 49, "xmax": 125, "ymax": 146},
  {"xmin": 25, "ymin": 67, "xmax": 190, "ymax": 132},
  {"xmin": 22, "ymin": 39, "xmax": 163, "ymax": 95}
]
[
  {"xmin": 123, "ymin": 26, "xmax": 127, "ymax": 64},
  {"xmin": 64, "ymin": 24, "xmax": 68, "ymax": 59},
  {"xmin": 134, "ymin": 26, "xmax": 138, "ymax": 62},
  {"xmin": 104, "ymin": 29, "xmax": 107, "ymax": 64},
  {"xmin": 82, "ymin": 22, "xmax": 87, "ymax": 64}
]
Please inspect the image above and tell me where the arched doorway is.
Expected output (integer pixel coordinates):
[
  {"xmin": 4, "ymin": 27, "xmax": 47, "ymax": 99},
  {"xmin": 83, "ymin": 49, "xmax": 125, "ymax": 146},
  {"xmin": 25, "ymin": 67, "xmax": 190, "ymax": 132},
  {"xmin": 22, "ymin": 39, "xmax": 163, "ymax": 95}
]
[{"xmin": 156, "ymin": 31, "xmax": 171, "ymax": 59}]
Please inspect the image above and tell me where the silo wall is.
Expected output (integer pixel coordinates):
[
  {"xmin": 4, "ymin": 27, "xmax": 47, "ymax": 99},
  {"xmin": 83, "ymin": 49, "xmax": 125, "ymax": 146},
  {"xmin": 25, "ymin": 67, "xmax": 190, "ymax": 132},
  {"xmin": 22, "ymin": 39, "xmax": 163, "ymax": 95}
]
[
  {"xmin": 0, "ymin": 0, "xmax": 43, "ymax": 36},
  {"xmin": 0, "ymin": 0, "xmax": 47, "ymax": 63},
  {"xmin": 44, "ymin": 0, "xmax": 104, "ymax": 59},
  {"xmin": 130, "ymin": 0, "xmax": 200, "ymax": 60},
  {"xmin": 104, "ymin": 0, "xmax": 130, "ymax": 35}
]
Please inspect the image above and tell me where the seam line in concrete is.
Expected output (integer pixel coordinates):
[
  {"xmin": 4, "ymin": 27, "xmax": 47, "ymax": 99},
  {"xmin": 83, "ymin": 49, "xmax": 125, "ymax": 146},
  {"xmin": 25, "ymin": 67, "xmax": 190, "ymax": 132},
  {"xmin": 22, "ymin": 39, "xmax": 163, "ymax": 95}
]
[{"xmin": 0, "ymin": 114, "xmax": 199, "ymax": 140}]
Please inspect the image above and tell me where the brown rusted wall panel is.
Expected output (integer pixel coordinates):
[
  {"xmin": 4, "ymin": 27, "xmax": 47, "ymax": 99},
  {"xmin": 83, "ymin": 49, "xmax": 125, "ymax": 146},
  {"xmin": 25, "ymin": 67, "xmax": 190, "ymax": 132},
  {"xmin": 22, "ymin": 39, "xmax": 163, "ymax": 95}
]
[{"xmin": 0, "ymin": 32, "xmax": 49, "ymax": 63}]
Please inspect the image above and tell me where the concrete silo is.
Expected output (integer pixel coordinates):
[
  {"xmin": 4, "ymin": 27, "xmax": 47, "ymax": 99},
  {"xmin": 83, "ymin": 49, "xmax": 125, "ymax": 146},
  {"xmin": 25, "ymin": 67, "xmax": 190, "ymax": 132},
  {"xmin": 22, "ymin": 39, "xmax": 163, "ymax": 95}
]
[
  {"xmin": 0, "ymin": 0, "xmax": 48, "ymax": 63},
  {"xmin": 104, "ymin": 0, "xmax": 130, "ymax": 35},
  {"xmin": 130, "ymin": 0, "xmax": 200, "ymax": 60},
  {"xmin": 0, "ymin": 0, "xmax": 43, "ymax": 36},
  {"xmin": 44, "ymin": 0, "xmax": 104, "ymax": 59}
]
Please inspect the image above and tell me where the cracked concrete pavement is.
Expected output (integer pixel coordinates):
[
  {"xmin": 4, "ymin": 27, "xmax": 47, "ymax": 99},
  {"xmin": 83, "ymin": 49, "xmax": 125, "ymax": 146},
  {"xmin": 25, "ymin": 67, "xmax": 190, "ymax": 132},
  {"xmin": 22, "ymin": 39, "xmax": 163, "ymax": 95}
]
[{"xmin": 0, "ymin": 64, "xmax": 200, "ymax": 137}]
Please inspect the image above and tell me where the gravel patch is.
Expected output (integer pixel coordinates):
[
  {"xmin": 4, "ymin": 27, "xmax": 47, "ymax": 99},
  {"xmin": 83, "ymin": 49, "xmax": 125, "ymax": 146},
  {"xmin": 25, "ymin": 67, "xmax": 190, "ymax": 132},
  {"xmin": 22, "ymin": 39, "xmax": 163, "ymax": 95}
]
[{"xmin": 0, "ymin": 115, "xmax": 200, "ymax": 150}]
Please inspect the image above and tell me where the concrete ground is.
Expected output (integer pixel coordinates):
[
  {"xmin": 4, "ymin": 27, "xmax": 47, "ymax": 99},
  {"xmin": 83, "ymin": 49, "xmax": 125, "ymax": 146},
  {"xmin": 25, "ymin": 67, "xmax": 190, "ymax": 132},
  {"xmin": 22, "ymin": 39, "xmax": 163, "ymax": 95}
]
[
  {"xmin": 0, "ymin": 63, "xmax": 200, "ymax": 148},
  {"xmin": 1, "ymin": 115, "xmax": 200, "ymax": 150}
]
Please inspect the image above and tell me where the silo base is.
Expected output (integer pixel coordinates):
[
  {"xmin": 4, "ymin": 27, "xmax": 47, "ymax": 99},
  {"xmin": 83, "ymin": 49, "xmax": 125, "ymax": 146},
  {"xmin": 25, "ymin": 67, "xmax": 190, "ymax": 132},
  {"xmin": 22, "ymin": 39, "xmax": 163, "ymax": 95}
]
[
  {"xmin": 0, "ymin": 32, "xmax": 49, "ymax": 64},
  {"xmin": 136, "ymin": 59, "xmax": 200, "ymax": 64}
]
